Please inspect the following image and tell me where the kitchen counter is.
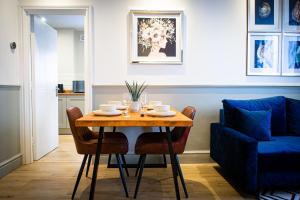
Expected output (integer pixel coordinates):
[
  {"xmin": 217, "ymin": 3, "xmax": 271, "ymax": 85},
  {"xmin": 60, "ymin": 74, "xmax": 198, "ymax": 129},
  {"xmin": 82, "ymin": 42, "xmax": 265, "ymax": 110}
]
[
  {"xmin": 58, "ymin": 92, "xmax": 84, "ymax": 96},
  {"xmin": 58, "ymin": 89, "xmax": 84, "ymax": 96}
]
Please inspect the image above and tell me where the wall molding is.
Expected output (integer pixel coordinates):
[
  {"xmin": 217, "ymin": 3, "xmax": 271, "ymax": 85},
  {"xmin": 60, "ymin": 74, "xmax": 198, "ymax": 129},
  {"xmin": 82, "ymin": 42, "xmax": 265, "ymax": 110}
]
[
  {"xmin": 0, "ymin": 85, "xmax": 21, "ymax": 88},
  {"xmin": 92, "ymin": 84, "xmax": 300, "ymax": 88}
]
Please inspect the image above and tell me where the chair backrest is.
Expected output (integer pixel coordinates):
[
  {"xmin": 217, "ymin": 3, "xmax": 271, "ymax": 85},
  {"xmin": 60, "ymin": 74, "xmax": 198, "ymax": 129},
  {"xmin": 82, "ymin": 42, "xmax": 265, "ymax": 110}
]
[
  {"xmin": 172, "ymin": 106, "xmax": 196, "ymax": 150},
  {"xmin": 66, "ymin": 107, "xmax": 93, "ymax": 154}
]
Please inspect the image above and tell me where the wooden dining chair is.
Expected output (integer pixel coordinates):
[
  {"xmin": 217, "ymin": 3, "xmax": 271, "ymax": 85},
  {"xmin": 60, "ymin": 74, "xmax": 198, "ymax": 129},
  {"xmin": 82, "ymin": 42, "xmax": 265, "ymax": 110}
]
[
  {"xmin": 133, "ymin": 106, "xmax": 196, "ymax": 199},
  {"xmin": 66, "ymin": 107, "xmax": 130, "ymax": 199}
]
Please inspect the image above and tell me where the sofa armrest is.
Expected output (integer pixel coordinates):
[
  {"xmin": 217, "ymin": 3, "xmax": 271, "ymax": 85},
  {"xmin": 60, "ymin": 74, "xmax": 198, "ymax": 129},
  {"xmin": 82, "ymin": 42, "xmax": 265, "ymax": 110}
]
[{"xmin": 210, "ymin": 123, "xmax": 258, "ymax": 193}]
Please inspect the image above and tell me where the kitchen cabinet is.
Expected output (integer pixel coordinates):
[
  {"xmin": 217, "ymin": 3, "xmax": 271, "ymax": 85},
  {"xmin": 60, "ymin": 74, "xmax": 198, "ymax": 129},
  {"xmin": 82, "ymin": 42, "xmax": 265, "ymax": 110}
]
[{"xmin": 58, "ymin": 95, "xmax": 84, "ymax": 134}]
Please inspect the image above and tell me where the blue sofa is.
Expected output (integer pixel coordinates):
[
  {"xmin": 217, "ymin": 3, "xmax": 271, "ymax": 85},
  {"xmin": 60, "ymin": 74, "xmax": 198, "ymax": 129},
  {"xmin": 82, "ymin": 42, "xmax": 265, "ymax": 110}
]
[{"xmin": 210, "ymin": 96, "xmax": 300, "ymax": 194}]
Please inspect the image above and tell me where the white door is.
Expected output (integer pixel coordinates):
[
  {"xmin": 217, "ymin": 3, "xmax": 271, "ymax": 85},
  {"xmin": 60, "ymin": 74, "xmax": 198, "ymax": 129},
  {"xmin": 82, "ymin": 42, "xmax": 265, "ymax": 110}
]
[{"xmin": 31, "ymin": 16, "xmax": 59, "ymax": 160}]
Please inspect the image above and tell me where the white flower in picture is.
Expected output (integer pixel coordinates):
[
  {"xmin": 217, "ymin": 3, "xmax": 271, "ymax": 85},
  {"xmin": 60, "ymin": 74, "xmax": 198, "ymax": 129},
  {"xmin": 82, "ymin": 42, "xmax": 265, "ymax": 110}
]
[{"xmin": 137, "ymin": 18, "xmax": 176, "ymax": 58}]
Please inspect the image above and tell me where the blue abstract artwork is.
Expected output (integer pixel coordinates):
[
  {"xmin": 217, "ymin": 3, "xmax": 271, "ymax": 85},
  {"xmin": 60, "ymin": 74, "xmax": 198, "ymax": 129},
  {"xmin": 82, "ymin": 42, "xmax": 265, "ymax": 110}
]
[
  {"xmin": 255, "ymin": 0, "xmax": 275, "ymax": 25},
  {"xmin": 255, "ymin": 40, "xmax": 274, "ymax": 68},
  {"xmin": 289, "ymin": 0, "xmax": 300, "ymax": 26},
  {"xmin": 288, "ymin": 41, "xmax": 300, "ymax": 69}
]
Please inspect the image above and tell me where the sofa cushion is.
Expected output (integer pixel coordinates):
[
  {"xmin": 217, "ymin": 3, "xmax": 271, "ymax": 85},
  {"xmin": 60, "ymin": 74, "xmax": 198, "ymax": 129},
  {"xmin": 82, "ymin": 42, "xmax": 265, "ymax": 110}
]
[
  {"xmin": 222, "ymin": 96, "xmax": 287, "ymax": 136},
  {"xmin": 236, "ymin": 108, "xmax": 272, "ymax": 141},
  {"xmin": 258, "ymin": 136, "xmax": 300, "ymax": 171},
  {"xmin": 286, "ymin": 98, "xmax": 300, "ymax": 136}
]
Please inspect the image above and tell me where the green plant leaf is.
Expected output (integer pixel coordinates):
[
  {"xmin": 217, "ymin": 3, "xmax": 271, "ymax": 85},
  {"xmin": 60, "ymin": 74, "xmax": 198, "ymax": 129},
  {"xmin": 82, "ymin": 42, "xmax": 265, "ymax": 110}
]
[{"xmin": 125, "ymin": 80, "xmax": 147, "ymax": 102}]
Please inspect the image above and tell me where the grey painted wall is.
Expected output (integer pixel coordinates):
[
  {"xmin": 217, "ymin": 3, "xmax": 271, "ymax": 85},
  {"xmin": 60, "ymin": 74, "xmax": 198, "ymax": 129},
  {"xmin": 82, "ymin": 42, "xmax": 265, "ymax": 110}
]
[
  {"xmin": 0, "ymin": 86, "xmax": 21, "ymax": 175},
  {"xmin": 93, "ymin": 86, "xmax": 300, "ymax": 153}
]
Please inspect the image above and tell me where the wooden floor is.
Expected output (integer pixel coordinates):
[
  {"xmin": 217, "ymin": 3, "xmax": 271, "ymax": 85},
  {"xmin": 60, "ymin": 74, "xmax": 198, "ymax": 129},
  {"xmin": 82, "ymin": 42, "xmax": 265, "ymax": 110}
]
[{"xmin": 0, "ymin": 136, "xmax": 253, "ymax": 200}]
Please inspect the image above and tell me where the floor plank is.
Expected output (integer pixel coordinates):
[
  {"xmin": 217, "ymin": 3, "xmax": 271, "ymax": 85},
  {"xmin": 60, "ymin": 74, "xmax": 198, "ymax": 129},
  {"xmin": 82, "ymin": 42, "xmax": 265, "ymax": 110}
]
[{"xmin": 0, "ymin": 136, "xmax": 252, "ymax": 199}]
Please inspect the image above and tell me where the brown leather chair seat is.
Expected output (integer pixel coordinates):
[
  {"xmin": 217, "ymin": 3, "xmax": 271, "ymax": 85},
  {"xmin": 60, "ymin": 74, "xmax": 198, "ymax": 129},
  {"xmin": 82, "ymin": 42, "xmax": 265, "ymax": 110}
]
[
  {"xmin": 83, "ymin": 132, "xmax": 128, "ymax": 155},
  {"xmin": 135, "ymin": 132, "xmax": 185, "ymax": 155}
]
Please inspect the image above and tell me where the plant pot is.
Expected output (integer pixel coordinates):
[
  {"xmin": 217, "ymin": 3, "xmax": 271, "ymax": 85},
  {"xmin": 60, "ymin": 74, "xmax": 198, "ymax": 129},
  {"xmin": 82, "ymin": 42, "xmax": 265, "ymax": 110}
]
[{"xmin": 130, "ymin": 101, "xmax": 141, "ymax": 112}]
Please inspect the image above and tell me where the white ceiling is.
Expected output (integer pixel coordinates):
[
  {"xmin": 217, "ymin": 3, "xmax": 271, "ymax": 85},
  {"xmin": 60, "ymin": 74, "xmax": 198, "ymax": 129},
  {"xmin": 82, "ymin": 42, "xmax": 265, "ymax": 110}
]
[{"xmin": 41, "ymin": 15, "xmax": 84, "ymax": 30}]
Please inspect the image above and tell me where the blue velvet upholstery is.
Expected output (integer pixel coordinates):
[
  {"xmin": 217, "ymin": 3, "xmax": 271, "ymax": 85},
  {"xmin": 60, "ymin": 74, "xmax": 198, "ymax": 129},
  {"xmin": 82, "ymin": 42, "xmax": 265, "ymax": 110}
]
[
  {"xmin": 210, "ymin": 124, "xmax": 258, "ymax": 193},
  {"xmin": 219, "ymin": 109, "xmax": 225, "ymax": 125},
  {"xmin": 236, "ymin": 108, "xmax": 272, "ymax": 141},
  {"xmin": 211, "ymin": 97, "xmax": 300, "ymax": 194},
  {"xmin": 286, "ymin": 98, "xmax": 300, "ymax": 136},
  {"xmin": 222, "ymin": 96, "xmax": 287, "ymax": 135},
  {"xmin": 258, "ymin": 137, "xmax": 300, "ymax": 171}
]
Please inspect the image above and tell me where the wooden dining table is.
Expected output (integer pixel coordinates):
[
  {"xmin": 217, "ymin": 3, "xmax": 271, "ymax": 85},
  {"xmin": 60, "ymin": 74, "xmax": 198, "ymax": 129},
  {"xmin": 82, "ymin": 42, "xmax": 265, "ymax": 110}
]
[{"xmin": 76, "ymin": 110, "xmax": 193, "ymax": 200}]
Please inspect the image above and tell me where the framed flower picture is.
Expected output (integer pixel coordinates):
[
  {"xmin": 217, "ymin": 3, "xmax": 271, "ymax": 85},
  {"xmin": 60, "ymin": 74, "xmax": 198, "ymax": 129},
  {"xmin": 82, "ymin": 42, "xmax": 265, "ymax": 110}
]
[
  {"xmin": 248, "ymin": 0, "xmax": 281, "ymax": 32},
  {"xmin": 247, "ymin": 33, "xmax": 281, "ymax": 75},
  {"xmin": 129, "ymin": 10, "xmax": 183, "ymax": 64},
  {"xmin": 282, "ymin": 34, "xmax": 300, "ymax": 76},
  {"xmin": 283, "ymin": 0, "xmax": 300, "ymax": 32}
]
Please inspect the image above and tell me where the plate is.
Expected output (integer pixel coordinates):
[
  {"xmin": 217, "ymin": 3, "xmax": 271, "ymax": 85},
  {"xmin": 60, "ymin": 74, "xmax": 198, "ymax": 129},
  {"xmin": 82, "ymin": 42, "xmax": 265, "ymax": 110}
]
[
  {"xmin": 93, "ymin": 110, "xmax": 122, "ymax": 116},
  {"xmin": 146, "ymin": 110, "xmax": 176, "ymax": 117},
  {"xmin": 116, "ymin": 105, "xmax": 129, "ymax": 110},
  {"xmin": 144, "ymin": 105, "xmax": 155, "ymax": 110}
]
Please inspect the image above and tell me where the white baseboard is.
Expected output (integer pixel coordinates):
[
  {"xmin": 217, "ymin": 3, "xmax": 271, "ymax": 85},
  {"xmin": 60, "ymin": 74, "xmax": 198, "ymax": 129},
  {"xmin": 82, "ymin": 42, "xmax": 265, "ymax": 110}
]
[
  {"xmin": 0, "ymin": 153, "xmax": 22, "ymax": 167},
  {"xmin": 0, "ymin": 154, "xmax": 22, "ymax": 178},
  {"xmin": 184, "ymin": 150, "xmax": 210, "ymax": 154}
]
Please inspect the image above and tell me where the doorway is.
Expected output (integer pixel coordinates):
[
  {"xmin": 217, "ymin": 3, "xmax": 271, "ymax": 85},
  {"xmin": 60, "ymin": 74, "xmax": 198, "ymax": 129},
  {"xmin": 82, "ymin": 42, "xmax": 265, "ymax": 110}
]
[
  {"xmin": 20, "ymin": 8, "xmax": 93, "ymax": 164},
  {"xmin": 31, "ymin": 14, "xmax": 86, "ymax": 160}
]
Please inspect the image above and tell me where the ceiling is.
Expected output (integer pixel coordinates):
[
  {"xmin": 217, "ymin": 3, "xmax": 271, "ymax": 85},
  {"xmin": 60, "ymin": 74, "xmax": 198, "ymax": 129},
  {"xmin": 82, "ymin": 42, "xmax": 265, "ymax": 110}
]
[{"xmin": 41, "ymin": 15, "xmax": 84, "ymax": 30}]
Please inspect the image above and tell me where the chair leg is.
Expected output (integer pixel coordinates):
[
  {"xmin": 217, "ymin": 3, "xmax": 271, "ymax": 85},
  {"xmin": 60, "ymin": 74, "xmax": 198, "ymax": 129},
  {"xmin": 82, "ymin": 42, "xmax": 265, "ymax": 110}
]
[
  {"xmin": 159, "ymin": 127, "xmax": 163, "ymax": 132},
  {"xmin": 86, "ymin": 155, "xmax": 92, "ymax": 177},
  {"xmin": 175, "ymin": 154, "xmax": 188, "ymax": 198},
  {"xmin": 116, "ymin": 154, "xmax": 129, "ymax": 198},
  {"xmin": 107, "ymin": 154, "xmax": 112, "ymax": 168},
  {"xmin": 135, "ymin": 155, "xmax": 142, "ymax": 177},
  {"xmin": 163, "ymin": 154, "xmax": 167, "ymax": 167},
  {"xmin": 134, "ymin": 154, "xmax": 146, "ymax": 199},
  {"xmin": 121, "ymin": 154, "xmax": 130, "ymax": 177},
  {"xmin": 72, "ymin": 154, "xmax": 88, "ymax": 200}
]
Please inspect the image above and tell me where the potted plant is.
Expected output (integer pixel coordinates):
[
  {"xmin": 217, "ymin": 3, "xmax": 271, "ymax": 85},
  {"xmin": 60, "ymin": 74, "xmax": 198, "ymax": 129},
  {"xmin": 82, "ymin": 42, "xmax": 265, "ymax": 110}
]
[{"xmin": 125, "ymin": 81, "xmax": 147, "ymax": 112}]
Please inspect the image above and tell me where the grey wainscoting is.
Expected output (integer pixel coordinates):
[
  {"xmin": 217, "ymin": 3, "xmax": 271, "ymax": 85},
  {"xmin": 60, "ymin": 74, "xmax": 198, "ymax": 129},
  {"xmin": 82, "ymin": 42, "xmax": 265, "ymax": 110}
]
[
  {"xmin": 0, "ymin": 85, "xmax": 21, "ymax": 178},
  {"xmin": 93, "ymin": 85, "xmax": 300, "ymax": 155}
]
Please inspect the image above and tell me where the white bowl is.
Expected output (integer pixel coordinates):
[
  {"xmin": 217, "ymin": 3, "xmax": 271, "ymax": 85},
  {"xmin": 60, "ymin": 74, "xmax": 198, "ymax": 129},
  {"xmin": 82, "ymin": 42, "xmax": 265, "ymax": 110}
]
[
  {"xmin": 108, "ymin": 101, "xmax": 122, "ymax": 106},
  {"xmin": 99, "ymin": 104, "xmax": 116, "ymax": 112},
  {"xmin": 149, "ymin": 101, "xmax": 162, "ymax": 106},
  {"xmin": 154, "ymin": 105, "xmax": 170, "ymax": 113}
]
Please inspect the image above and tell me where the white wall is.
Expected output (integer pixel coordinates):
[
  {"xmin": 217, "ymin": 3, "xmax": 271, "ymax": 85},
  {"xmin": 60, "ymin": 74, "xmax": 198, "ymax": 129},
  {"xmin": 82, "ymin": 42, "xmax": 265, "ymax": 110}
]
[
  {"xmin": 18, "ymin": 0, "xmax": 300, "ymax": 87},
  {"xmin": 92, "ymin": 0, "xmax": 300, "ymax": 86},
  {"xmin": 0, "ymin": 0, "xmax": 22, "ymax": 176},
  {"xmin": 0, "ymin": 0, "xmax": 19, "ymax": 85},
  {"xmin": 57, "ymin": 29, "xmax": 84, "ymax": 89},
  {"xmin": 74, "ymin": 31, "xmax": 84, "ymax": 81}
]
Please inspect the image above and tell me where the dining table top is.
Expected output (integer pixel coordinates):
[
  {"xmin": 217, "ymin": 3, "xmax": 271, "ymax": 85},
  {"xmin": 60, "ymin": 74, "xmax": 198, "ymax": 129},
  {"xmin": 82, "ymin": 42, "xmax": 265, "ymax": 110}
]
[{"xmin": 75, "ymin": 109, "xmax": 193, "ymax": 127}]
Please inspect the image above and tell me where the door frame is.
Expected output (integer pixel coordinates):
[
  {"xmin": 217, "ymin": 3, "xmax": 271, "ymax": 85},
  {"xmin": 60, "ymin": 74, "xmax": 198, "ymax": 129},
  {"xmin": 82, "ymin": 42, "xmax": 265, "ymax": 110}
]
[{"xmin": 19, "ymin": 6, "xmax": 94, "ymax": 164}]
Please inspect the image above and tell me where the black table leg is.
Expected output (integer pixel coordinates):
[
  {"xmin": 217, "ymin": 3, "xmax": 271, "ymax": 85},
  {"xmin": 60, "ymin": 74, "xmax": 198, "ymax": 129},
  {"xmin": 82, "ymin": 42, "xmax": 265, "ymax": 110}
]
[
  {"xmin": 89, "ymin": 126, "xmax": 104, "ymax": 200},
  {"xmin": 165, "ymin": 127, "xmax": 181, "ymax": 200}
]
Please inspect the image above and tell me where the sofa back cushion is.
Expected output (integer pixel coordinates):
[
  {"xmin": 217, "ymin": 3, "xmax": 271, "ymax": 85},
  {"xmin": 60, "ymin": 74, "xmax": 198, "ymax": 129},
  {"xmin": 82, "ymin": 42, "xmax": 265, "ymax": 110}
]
[
  {"xmin": 236, "ymin": 108, "xmax": 272, "ymax": 141},
  {"xmin": 222, "ymin": 96, "xmax": 287, "ymax": 136},
  {"xmin": 286, "ymin": 98, "xmax": 300, "ymax": 136}
]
